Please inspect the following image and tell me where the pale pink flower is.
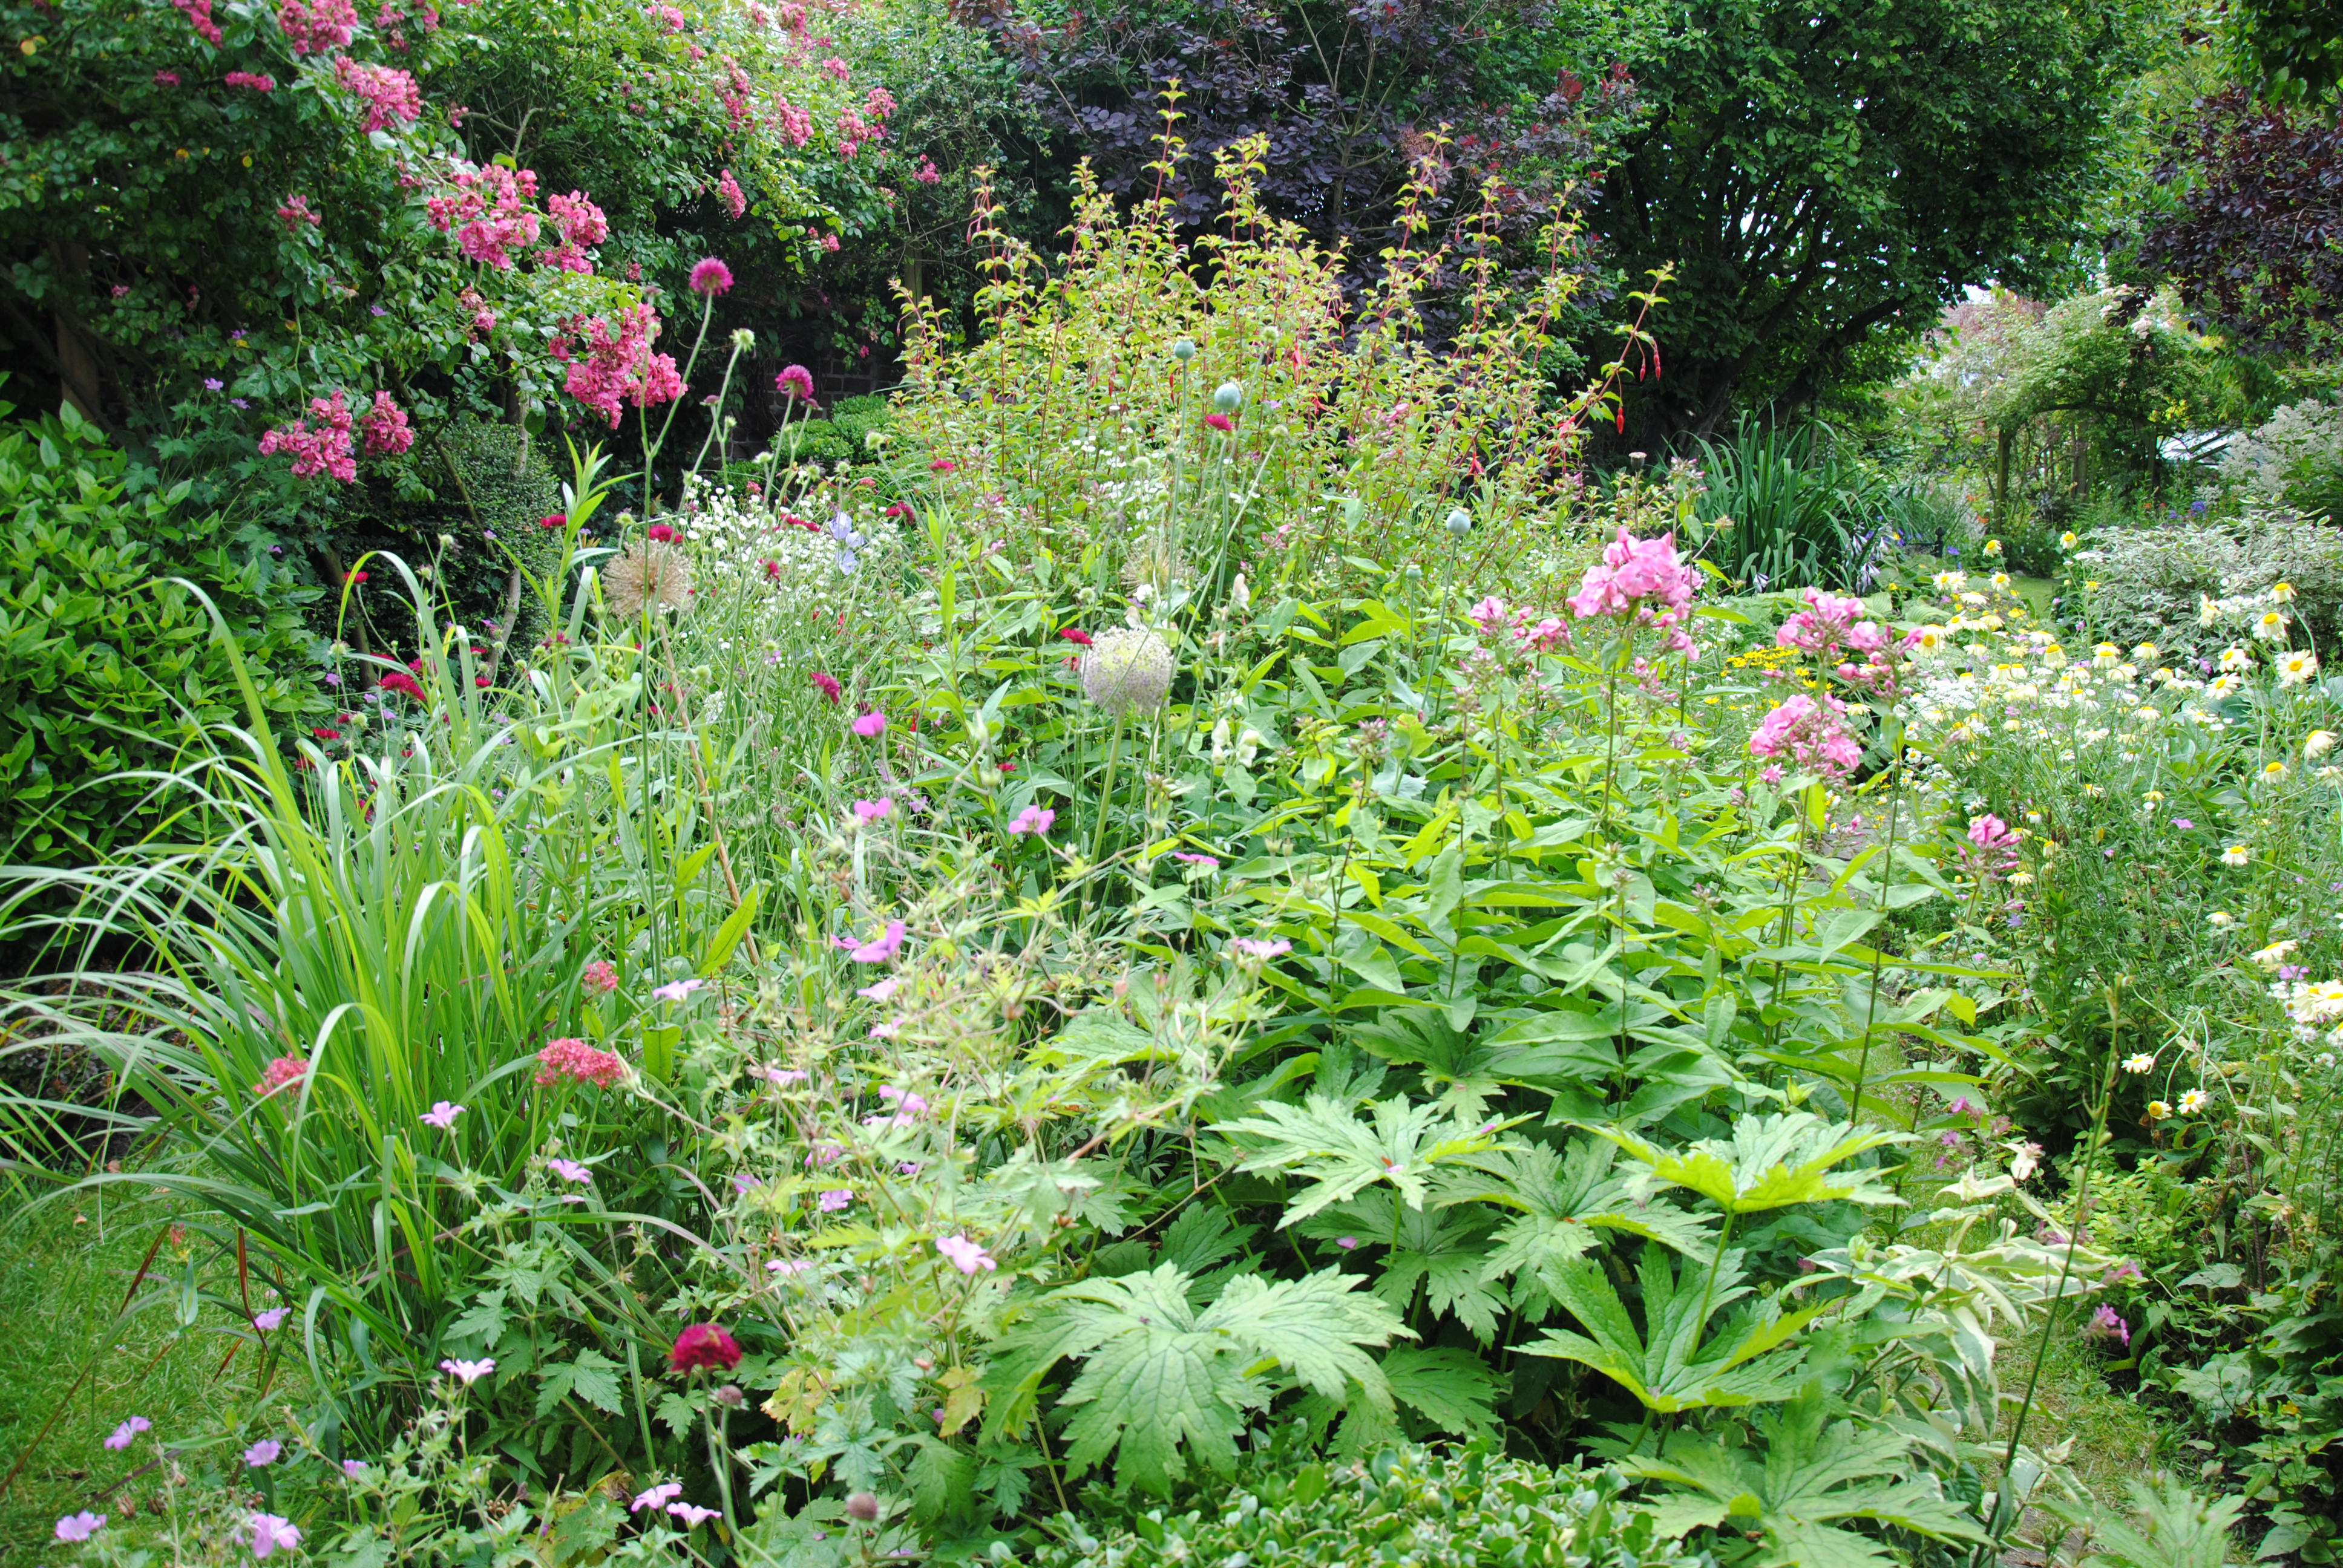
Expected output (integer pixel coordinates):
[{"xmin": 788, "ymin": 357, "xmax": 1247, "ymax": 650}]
[
  {"xmin": 631, "ymin": 1483, "xmax": 683, "ymax": 1514},
  {"xmin": 439, "ymin": 1357, "xmax": 494, "ymax": 1384},
  {"xmin": 834, "ymin": 920, "xmax": 906, "ymax": 963},
  {"xmin": 935, "ymin": 1234, "xmax": 996, "ymax": 1273},
  {"xmin": 249, "ymin": 1513, "xmax": 302, "ymax": 1559},
  {"xmin": 1008, "ymin": 804, "xmax": 1054, "ymax": 835}
]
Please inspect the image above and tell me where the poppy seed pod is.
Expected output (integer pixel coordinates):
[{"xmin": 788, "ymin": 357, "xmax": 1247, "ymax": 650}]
[
  {"xmin": 1080, "ymin": 628, "xmax": 1175, "ymax": 713},
  {"xmin": 1447, "ymin": 508, "xmax": 1472, "ymax": 537},
  {"xmin": 1212, "ymin": 381, "xmax": 1242, "ymax": 413},
  {"xmin": 1171, "ymin": 338, "xmax": 1195, "ymax": 362}
]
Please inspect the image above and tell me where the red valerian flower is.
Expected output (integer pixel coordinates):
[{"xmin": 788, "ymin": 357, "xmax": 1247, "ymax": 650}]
[
  {"xmin": 255, "ymin": 1056, "xmax": 307, "ymax": 1095},
  {"xmin": 669, "ymin": 1322, "xmax": 743, "ymax": 1373},
  {"xmin": 534, "ymin": 1037, "xmax": 626, "ymax": 1088},
  {"xmin": 1058, "ymin": 629, "xmax": 1093, "ymax": 647}
]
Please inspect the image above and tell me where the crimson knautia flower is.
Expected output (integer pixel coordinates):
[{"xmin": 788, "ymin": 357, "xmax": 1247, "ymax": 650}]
[
  {"xmin": 422, "ymin": 1100, "xmax": 464, "ymax": 1129},
  {"xmin": 249, "ymin": 1513, "xmax": 302, "ymax": 1559},
  {"xmin": 56, "ymin": 1512, "xmax": 106, "ymax": 1543},
  {"xmin": 440, "ymin": 1357, "xmax": 495, "ymax": 1383},
  {"xmin": 935, "ymin": 1235, "xmax": 996, "ymax": 1274},
  {"xmin": 379, "ymin": 670, "xmax": 425, "ymax": 701},
  {"xmin": 775, "ymin": 364, "xmax": 815, "ymax": 401},
  {"xmin": 1204, "ymin": 413, "xmax": 1234, "ymax": 433},
  {"xmin": 851, "ymin": 708, "xmax": 888, "ymax": 737},
  {"xmin": 646, "ymin": 523, "xmax": 679, "ymax": 542},
  {"xmin": 689, "ymin": 257, "xmax": 733, "ymax": 297},
  {"xmin": 1058, "ymin": 628, "xmax": 1093, "ymax": 647},
  {"xmin": 810, "ymin": 670, "xmax": 843, "ymax": 703},
  {"xmin": 539, "ymin": 512, "xmax": 568, "ymax": 530},
  {"xmin": 669, "ymin": 1322, "xmax": 744, "ymax": 1373},
  {"xmin": 105, "ymin": 1416, "xmax": 151, "ymax": 1450},
  {"xmin": 835, "ymin": 920, "xmax": 906, "ymax": 963},
  {"xmin": 534, "ymin": 1037, "xmax": 626, "ymax": 1087},
  {"xmin": 1008, "ymin": 804, "xmax": 1054, "ymax": 836},
  {"xmin": 929, "ymin": 457, "xmax": 957, "ymax": 472}
]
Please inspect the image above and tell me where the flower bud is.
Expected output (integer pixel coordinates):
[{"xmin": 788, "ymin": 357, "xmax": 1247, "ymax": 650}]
[{"xmin": 846, "ymin": 1492, "xmax": 880, "ymax": 1522}]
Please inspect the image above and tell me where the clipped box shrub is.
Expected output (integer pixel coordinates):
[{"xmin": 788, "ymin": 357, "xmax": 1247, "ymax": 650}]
[
  {"xmin": 0, "ymin": 402, "xmax": 320, "ymax": 866},
  {"xmin": 1032, "ymin": 1444, "xmax": 1701, "ymax": 1568}
]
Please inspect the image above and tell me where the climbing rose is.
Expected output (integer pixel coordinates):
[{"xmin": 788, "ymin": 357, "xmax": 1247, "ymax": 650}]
[{"xmin": 358, "ymin": 390, "xmax": 413, "ymax": 456}]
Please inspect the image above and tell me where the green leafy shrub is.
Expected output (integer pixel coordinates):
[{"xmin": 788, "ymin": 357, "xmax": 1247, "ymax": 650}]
[
  {"xmin": 2221, "ymin": 394, "xmax": 2343, "ymax": 524},
  {"xmin": 0, "ymin": 400, "xmax": 318, "ymax": 866},
  {"xmin": 1031, "ymin": 1441, "xmax": 1700, "ymax": 1568},
  {"xmin": 2063, "ymin": 506, "xmax": 2343, "ymax": 665}
]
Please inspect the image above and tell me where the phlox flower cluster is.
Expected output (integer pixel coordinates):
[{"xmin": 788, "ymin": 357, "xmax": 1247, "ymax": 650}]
[
  {"xmin": 277, "ymin": 0, "xmax": 357, "ymax": 54},
  {"xmin": 554, "ymin": 304, "xmax": 684, "ymax": 426},
  {"xmin": 1566, "ymin": 526, "xmax": 1697, "ymax": 655},
  {"xmin": 260, "ymin": 390, "xmax": 358, "ymax": 482},
  {"xmin": 1748, "ymin": 691, "xmax": 1862, "ymax": 780},
  {"xmin": 1954, "ymin": 812, "xmax": 2022, "ymax": 881},
  {"xmin": 427, "ymin": 164, "xmax": 542, "ymax": 269},
  {"xmin": 333, "ymin": 57, "xmax": 422, "ymax": 131},
  {"xmin": 1470, "ymin": 596, "xmax": 1571, "ymax": 654},
  {"xmin": 1775, "ymin": 588, "xmax": 1901, "ymax": 694},
  {"xmin": 534, "ymin": 1036, "xmax": 626, "ymax": 1087}
]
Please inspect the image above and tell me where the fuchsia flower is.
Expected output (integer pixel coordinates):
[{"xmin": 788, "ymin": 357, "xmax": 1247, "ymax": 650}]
[
  {"xmin": 853, "ymin": 797, "xmax": 895, "ymax": 822},
  {"xmin": 534, "ymin": 1037, "xmax": 626, "ymax": 1088},
  {"xmin": 689, "ymin": 257, "xmax": 734, "ymax": 298},
  {"xmin": 935, "ymin": 1235, "xmax": 997, "ymax": 1274},
  {"xmin": 776, "ymin": 364, "xmax": 816, "ymax": 402},
  {"xmin": 1748, "ymin": 693, "xmax": 1863, "ymax": 780},
  {"xmin": 1204, "ymin": 413, "xmax": 1234, "ymax": 433},
  {"xmin": 2086, "ymin": 1304, "xmax": 2131, "ymax": 1348},
  {"xmin": 105, "ymin": 1416, "xmax": 151, "ymax": 1450},
  {"xmin": 1008, "ymin": 804, "xmax": 1054, "ymax": 836}
]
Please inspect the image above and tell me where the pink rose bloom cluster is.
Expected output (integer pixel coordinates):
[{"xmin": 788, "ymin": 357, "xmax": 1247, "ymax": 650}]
[
  {"xmin": 540, "ymin": 189, "xmax": 608, "ymax": 272},
  {"xmin": 1748, "ymin": 691, "xmax": 1863, "ymax": 780},
  {"xmin": 716, "ymin": 168, "xmax": 748, "ymax": 220},
  {"xmin": 428, "ymin": 165, "xmax": 542, "ymax": 269},
  {"xmin": 554, "ymin": 304, "xmax": 684, "ymax": 426},
  {"xmin": 260, "ymin": 391, "xmax": 358, "ymax": 482},
  {"xmin": 772, "ymin": 96, "xmax": 814, "ymax": 147},
  {"xmin": 1565, "ymin": 527, "xmax": 1697, "ymax": 656},
  {"xmin": 276, "ymin": 193, "xmax": 323, "ymax": 227},
  {"xmin": 173, "ymin": 0, "xmax": 222, "ymax": 44},
  {"xmin": 534, "ymin": 1036, "xmax": 626, "ymax": 1088},
  {"xmin": 359, "ymin": 390, "xmax": 413, "ymax": 456},
  {"xmin": 333, "ymin": 57, "xmax": 422, "ymax": 132},
  {"xmin": 278, "ymin": 0, "xmax": 358, "ymax": 54}
]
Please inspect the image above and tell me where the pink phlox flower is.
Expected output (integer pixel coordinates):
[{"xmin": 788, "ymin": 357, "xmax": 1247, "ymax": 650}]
[
  {"xmin": 333, "ymin": 57, "xmax": 422, "ymax": 132},
  {"xmin": 1747, "ymin": 692, "xmax": 1863, "ymax": 780},
  {"xmin": 631, "ymin": 1483, "xmax": 684, "ymax": 1514},
  {"xmin": 834, "ymin": 920, "xmax": 908, "ymax": 963},
  {"xmin": 1008, "ymin": 804, "xmax": 1054, "ymax": 836},
  {"xmin": 534, "ymin": 1037, "xmax": 626, "ymax": 1088},
  {"xmin": 651, "ymin": 976, "xmax": 707, "ymax": 1002},
  {"xmin": 359, "ymin": 390, "xmax": 414, "ymax": 456},
  {"xmin": 105, "ymin": 1416, "xmax": 152, "ymax": 1450},
  {"xmin": 249, "ymin": 1513, "xmax": 303, "ymax": 1559},
  {"xmin": 1470, "ymin": 595, "xmax": 1508, "ymax": 630},
  {"xmin": 853, "ymin": 797, "xmax": 894, "ymax": 823},
  {"xmin": 851, "ymin": 709, "xmax": 888, "ymax": 737},
  {"xmin": 934, "ymin": 1234, "xmax": 996, "ymax": 1274}
]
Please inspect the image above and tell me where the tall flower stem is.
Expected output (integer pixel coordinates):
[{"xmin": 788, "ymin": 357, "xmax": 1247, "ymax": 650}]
[{"xmin": 1090, "ymin": 709, "xmax": 1130, "ymax": 871}]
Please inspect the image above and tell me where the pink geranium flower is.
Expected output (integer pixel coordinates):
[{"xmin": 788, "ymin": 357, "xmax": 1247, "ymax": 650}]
[{"xmin": 851, "ymin": 710, "xmax": 888, "ymax": 737}]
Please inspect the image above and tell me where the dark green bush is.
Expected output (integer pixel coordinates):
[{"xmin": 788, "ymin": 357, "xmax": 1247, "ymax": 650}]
[
  {"xmin": 1032, "ymin": 1442, "xmax": 1701, "ymax": 1568},
  {"xmin": 0, "ymin": 400, "xmax": 320, "ymax": 866}
]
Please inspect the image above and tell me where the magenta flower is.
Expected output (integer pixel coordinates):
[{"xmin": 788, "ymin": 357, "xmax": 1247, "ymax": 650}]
[
  {"xmin": 857, "ymin": 976, "xmax": 900, "ymax": 1001},
  {"xmin": 548, "ymin": 1158, "xmax": 592, "ymax": 1184},
  {"xmin": 689, "ymin": 257, "xmax": 733, "ymax": 298},
  {"xmin": 1967, "ymin": 815, "xmax": 2018, "ymax": 849},
  {"xmin": 853, "ymin": 797, "xmax": 895, "ymax": 822},
  {"xmin": 104, "ymin": 1416, "xmax": 151, "ymax": 1451},
  {"xmin": 2086, "ymin": 1304, "xmax": 2131, "ymax": 1348},
  {"xmin": 879, "ymin": 1084, "xmax": 931, "ymax": 1114},
  {"xmin": 669, "ymin": 1503, "xmax": 722, "ymax": 1526},
  {"xmin": 55, "ymin": 1512, "xmax": 106, "ymax": 1543},
  {"xmin": 775, "ymin": 364, "xmax": 816, "ymax": 401},
  {"xmin": 244, "ymin": 1439, "xmax": 283, "ymax": 1467},
  {"xmin": 810, "ymin": 670, "xmax": 844, "ymax": 704},
  {"xmin": 851, "ymin": 709, "xmax": 888, "ymax": 737},
  {"xmin": 669, "ymin": 1323, "xmax": 744, "ymax": 1372},
  {"xmin": 1008, "ymin": 803, "xmax": 1055, "ymax": 836},
  {"xmin": 1173, "ymin": 852, "xmax": 1219, "ymax": 869},
  {"xmin": 631, "ymin": 1482, "xmax": 683, "ymax": 1514},
  {"xmin": 834, "ymin": 920, "xmax": 907, "ymax": 963},
  {"xmin": 1204, "ymin": 413, "xmax": 1234, "ymax": 433},
  {"xmin": 935, "ymin": 1234, "xmax": 997, "ymax": 1274},
  {"xmin": 818, "ymin": 1188, "xmax": 854, "ymax": 1212},
  {"xmin": 249, "ymin": 1513, "xmax": 302, "ymax": 1559}
]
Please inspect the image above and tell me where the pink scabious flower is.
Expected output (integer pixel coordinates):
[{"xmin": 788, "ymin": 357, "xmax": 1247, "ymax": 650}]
[
  {"xmin": 834, "ymin": 920, "xmax": 907, "ymax": 964},
  {"xmin": 582, "ymin": 958, "xmax": 619, "ymax": 995},
  {"xmin": 689, "ymin": 256, "xmax": 733, "ymax": 298},
  {"xmin": 172, "ymin": 0, "xmax": 222, "ymax": 43},
  {"xmin": 224, "ymin": 70, "xmax": 275, "ymax": 91},
  {"xmin": 935, "ymin": 1234, "xmax": 996, "ymax": 1274},
  {"xmin": 255, "ymin": 1056, "xmax": 308, "ymax": 1096},
  {"xmin": 851, "ymin": 709, "xmax": 888, "ymax": 737},
  {"xmin": 534, "ymin": 1037, "xmax": 626, "ymax": 1088},
  {"xmin": 1008, "ymin": 803, "xmax": 1054, "ymax": 836},
  {"xmin": 555, "ymin": 303, "xmax": 684, "ymax": 426},
  {"xmin": 333, "ymin": 57, "xmax": 422, "ymax": 132},
  {"xmin": 1747, "ymin": 691, "xmax": 1863, "ymax": 780},
  {"xmin": 260, "ymin": 390, "xmax": 358, "ymax": 482},
  {"xmin": 277, "ymin": 0, "xmax": 356, "ymax": 53},
  {"xmin": 775, "ymin": 364, "xmax": 816, "ymax": 401},
  {"xmin": 810, "ymin": 670, "xmax": 842, "ymax": 703},
  {"xmin": 105, "ymin": 1416, "xmax": 152, "ymax": 1450},
  {"xmin": 426, "ymin": 164, "xmax": 542, "ymax": 269},
  {"xmin": 716, "ymin": 167, "xmax": 748, "ymax": 219},
  {"xmin": 358, "ymin": 390, "xmax": 413, "ymax": 456}
]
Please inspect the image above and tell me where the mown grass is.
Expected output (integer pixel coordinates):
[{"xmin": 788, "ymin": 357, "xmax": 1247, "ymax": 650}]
[
  {"xmin": 0, "ymin": 1183, "xmax": 301, "ymax": 1559},
  {"xmin": 1994, "ymin": 1322, "xmax": 2172, "ymax": 1559}
]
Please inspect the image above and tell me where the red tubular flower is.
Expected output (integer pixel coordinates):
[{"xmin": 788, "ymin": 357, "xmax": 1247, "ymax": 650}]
[{"xmin": 669, "ymin": 1322, "xmax": 743, "ymax": 1373}]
